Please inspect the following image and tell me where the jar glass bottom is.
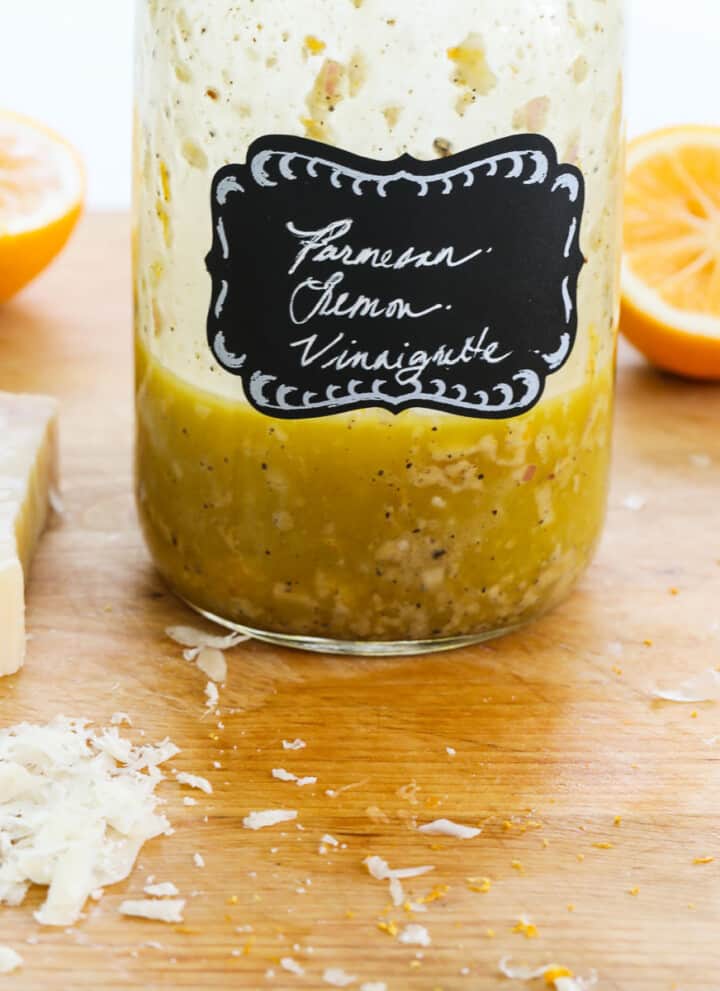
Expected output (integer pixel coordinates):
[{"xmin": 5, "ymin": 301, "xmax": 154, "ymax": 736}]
[{"xmin": 179, "ymin": 594, "xmax": 523, "ymax": 657}]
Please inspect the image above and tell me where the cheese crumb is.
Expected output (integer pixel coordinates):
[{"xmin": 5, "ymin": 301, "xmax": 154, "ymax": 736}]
[
  {"xmin": 272, "ymin": 768, "xmax": 317, "ymax": 787},
  {"xmin": 176, "ymin": 772, "xmax": 213, "ymax": 794},
  {"xmin": 417, "ymin": 818, "xmax": 481, "ymax": 839},
  {"xmin": 243, "ymin": 810, "xmax": 298, "ymax": 830},
  {"xmin": 398, "ymin": 924, "xmax": 431, "ymax": 947},
  {"xmin": 144, "ymin": 882, "xmax": 179, "ymax": 897},
  {"xmin": 193, "ymin": 853, "xmax": 205, "ymax": 868},
  {"xmin": 119, "ymin": 899, "xmax": 185, "ymax": 923},
  {"xmin": 0, "ymin": 948, "xmax": 22, "ymax": 974},
  {"xmin": 281, "ymin": 957, "xmax": 305, "ymax": 976},
  {"xmin": 110, "ymin": 712, "xmax": 132, "ymax": 726},
  {"xmin": 282, "ymin": 739, "xmax": 306, "ymax": 751},
  {"xmin": 360, "ymin": 984, "xmax": 386, "ymax": 991},
  {"xmin": 323, "ymin": 968, "xmax": 357, "ymax": 986},
  {"xmin": 0, "ymin": 717, "xmax": 177, "ymax": 926}
]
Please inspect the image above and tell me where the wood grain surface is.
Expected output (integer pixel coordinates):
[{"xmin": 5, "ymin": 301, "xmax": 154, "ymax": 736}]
[{"xmin": 0, "ymin": 213, "xmax": 719, "ymax": 990}]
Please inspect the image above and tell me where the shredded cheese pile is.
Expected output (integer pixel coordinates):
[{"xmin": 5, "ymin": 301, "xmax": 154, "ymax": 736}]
[{"xmin": 0, "ymin": 717, "xmax": 177, "ymax": 926}]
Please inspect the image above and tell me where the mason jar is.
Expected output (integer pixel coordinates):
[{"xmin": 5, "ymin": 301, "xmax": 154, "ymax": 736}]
[{"xmin": 134, "ymin": 0, "xmax": 624, "ymax": 655}]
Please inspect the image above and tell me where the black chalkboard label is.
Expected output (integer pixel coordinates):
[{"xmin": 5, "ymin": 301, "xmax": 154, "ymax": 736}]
[{"xmin": 206, "ymin": 134, "xmax": 585, "ymax": 420}]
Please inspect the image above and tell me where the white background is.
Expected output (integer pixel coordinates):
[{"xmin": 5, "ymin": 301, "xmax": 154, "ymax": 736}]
[{"xmin": 1, "ymin": 0, "xmax": 718, "ymax": 209}]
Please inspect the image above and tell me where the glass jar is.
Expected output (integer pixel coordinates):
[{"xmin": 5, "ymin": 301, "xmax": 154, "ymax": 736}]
[{"xmin": 134, "ymin": 0, "xmax": 624, "ymax": 655}]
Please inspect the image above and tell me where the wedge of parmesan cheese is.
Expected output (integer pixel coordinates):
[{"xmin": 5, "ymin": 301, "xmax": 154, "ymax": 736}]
[{"xmin": 0, "ymin": 393, "xmax": 58, "ymax": 676}]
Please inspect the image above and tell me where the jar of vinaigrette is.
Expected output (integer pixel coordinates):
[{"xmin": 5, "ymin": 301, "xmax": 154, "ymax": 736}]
[{"xmin": 134, "ymin": 0, "xmax": 624, "ymax": 655}]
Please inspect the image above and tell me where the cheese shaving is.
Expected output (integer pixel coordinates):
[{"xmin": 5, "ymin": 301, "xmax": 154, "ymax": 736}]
[
  {"xmin": 272, "ymin": 768, "xmax": 317, "ymax": 787},
  {"xmin": 176, "ymin": 772, "xmax": 213, "ymax": 794},
  {"xmin": 651, "ymin": 668, "xmax": 720, "ymax": 703},
  {"xmin": 193, "ymin": 853, "xmax": 205, "ymax": 868},
  {"xmin": 418, "ymin": 818, "xmax": 481, "ymax": 839},
  {"xmin": 144, "ymin": 882, "xmax": 179, "ymax": 897},
  {"xmin": 0, "ymin": 948, "xmax": 22, "ymax": 974},
  {"xmin": 165, "ymin": 625, "xmax": 249, "ymax": 650},
  {"xmin": 196, "ymin": 647, "xmax": 227, "ymax": 683},
  {"xmin": 0, "ymin": 717, "xmax": 176, "ymax": 926},
  {"xmin": 281, "ymin": 956, "xmax": 305, "ymax": 976},
  {"xmin": 283, "ymin": 739, "xmax": 307, "ymax": 750},
  {"xmin": 398, "ymin": 923, "xmax": 431, "ymax": 947},
  {"xmin": 498, "ymin": 958, "xmax": 548, "ymax": 980},
  {"xmin": 364, "ymin": 855, "xmax": 435, "ymax": 909},
  {"xmin": 360, "ymin": 984, "xmax": 387, "ymax": 991},
  {"xmin": 323, "ymin": 968, "xmax": 357, "ymax": 987},
  {"xmin": 499, "ymin": 958, "xmax": 597, "ymax": 990},
  {"xmin": 119, "ymin": 898, "xmax": 185, "ymax": 923},
  {"xmin": 243, "ymin": 810, "xmax": 298, "ymax": 830},
  {"xmin": 364, "ymin": 857, "xmax": 435, "ymax": 882}
]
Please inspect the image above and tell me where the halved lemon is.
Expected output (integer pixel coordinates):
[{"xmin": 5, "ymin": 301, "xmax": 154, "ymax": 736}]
[
  {"xmin": 621, "ymin": 125, "xmax": 720, "ymax": 379},
  {"xmin": 0, "ymin": 111, "xmax": 84, "ymax": 303}
]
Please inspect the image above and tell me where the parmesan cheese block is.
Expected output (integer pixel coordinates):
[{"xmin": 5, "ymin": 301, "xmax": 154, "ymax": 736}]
[{"xmin": 0, "ymin": 392, "xmax": 58, "ymax": 676}]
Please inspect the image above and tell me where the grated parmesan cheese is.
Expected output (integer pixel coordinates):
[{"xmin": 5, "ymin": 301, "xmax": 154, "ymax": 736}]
[
  {"xmin": 0, "ymin": 948, "xmax": 22, "ymax": 974},
  {"xmin": 176, "ymin": 772, "xmax": 213, "ymax": 794},
  {"xmin": 281, "ymin": 956, "xmax": 305, "ymax": 976},
  {"xmin": 193, "ymin": 853, "xmax": 205, "ymax": 868},
  {"xmin": 360, "ymin": 984, "xmax": 386, "ymax": 991},
  {"xmin": 0, "ymin": 717, "xmax": 176, "ymax": 926},
  {"xmin": 243, "ymin": 810, "xmax": 298, "ymax": 830},
  {"xmin": 144, "ymin": 882, "xmax": 179, "ymax": 897},
  {"xmin": 418, "ymin": 818, "xmax": 481, "ymax": 839},
  {"xmin": 282, "ymin": 739, "xmax": 306, "ymax": 750},
  {"xmin": 323, "ymin": 968, "xmax": 357, "ymax": 987},
  {"xmin": 364, "ymin": 856, "xmax": 434, "ymax": 908},
  {"xmin": 398, "ymin": 924, "xmax": 431, "ymax": 947},
  {"xmin": 272, "ymin": 768, "xmax": 317, "ymax": 787},
  {"xmin": 119, "ymin": 899, "xmax": 185, "ymax": 923}
]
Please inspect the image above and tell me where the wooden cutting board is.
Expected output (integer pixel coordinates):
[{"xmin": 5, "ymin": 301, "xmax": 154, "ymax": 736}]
[{"xmin": 1, "ymin": 214, "xmax": 719, "ymax": 991}]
